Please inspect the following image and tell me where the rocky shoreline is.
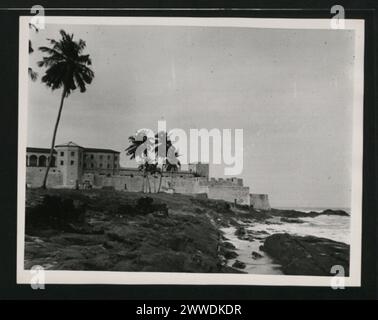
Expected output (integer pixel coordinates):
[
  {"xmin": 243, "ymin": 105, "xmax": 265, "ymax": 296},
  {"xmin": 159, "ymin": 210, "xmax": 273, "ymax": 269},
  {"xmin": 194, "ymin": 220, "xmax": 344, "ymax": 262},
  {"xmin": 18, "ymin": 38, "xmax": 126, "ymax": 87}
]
[
  {"xmin": 262, "ymin": 233, "xmax": 350, "ymax": 276},
  {"xmin": 24, "ymin": 189, "xmax": 350, "ymax": 275}
]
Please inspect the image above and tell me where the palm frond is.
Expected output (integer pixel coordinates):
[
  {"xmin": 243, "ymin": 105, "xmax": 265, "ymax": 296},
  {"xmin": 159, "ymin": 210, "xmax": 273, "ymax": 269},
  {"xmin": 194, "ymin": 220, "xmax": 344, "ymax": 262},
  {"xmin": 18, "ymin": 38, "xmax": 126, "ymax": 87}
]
[
  {"xmin": 38, "ymin": 29, "xmax": 94, "ymax": 94},
  {"xmin": 28, "ymin": 67, "xmax": 38, "ymax": 81}
]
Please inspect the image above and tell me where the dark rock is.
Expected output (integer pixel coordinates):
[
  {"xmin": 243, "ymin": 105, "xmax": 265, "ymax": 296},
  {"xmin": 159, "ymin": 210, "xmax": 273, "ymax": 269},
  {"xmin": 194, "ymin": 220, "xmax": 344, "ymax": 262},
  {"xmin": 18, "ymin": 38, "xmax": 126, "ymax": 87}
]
[
  {"xmin": 234, "ymin": 226, "xmax": 246, "ymax": 238},
  {"xmin": 223, "ymin": 241, "xmax": 236, "ymax": 250},
  {"xmin": 270, "ymin": 208, "xmax": 349, "ymax": 218},
  {"xmin": 251, "ymin": 251, "xmax": 263, "ymax": 259},
  {"xmin": 320, "ymin": 209, "xmax": 349, "ymax": 216},
  {"xmin": 219, "ymin": 265, "xmax": 247, "ymax": 273},
  {"xmin": 232, "ymin": 260, "xmax": 246, "ymax": 269},
  {"xmin": 222, "ymin": 250, "xmax": 238, "ymax": 260},
  {"xmin": 263, "ymin": 233, "xmax": 349, "ymax": 276},
  {"xmin": 280, "ymin": 217, "xmax": 304, "ymax": 224}
]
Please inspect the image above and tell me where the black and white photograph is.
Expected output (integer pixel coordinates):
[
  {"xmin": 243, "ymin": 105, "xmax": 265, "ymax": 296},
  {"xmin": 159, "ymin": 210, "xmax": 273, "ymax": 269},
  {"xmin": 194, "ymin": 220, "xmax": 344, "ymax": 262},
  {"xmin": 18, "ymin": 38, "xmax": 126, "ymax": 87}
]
[{"xmin": 17, "ymin": 16, "xmax": 364, "ymax": 286}]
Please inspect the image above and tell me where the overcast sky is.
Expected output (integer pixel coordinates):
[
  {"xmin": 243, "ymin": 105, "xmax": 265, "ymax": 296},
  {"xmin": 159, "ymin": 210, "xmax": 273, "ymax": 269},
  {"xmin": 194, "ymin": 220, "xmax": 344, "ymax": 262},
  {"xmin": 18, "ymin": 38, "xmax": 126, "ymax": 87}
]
[{"xmin": 27, "ymin": 23, "xmax": 356, "ymax": 208}]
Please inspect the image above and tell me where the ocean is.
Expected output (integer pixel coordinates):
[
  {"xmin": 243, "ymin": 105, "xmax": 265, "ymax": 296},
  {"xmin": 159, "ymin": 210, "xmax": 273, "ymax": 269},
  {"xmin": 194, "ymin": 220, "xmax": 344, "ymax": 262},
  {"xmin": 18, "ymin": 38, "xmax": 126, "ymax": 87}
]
[
  {"xmin": 268, "ymin": 207, "xmax": 351, "ymax": 244},
  {"xmin": 252, "ymin": 214, "xmax": 351, "ymax": 245}
]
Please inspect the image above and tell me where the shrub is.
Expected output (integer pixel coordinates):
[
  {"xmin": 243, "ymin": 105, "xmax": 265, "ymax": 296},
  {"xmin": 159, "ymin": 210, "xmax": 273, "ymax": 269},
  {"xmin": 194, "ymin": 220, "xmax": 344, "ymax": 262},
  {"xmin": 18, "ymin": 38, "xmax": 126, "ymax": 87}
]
[{"xmin": 25, "ymin": 195, "xmax": 86, "ymax": 231}]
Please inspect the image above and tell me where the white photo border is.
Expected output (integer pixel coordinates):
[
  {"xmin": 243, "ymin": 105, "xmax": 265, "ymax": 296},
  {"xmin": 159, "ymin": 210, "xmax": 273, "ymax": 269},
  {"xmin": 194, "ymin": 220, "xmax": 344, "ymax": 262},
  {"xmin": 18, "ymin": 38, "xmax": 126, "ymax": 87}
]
[{"xmin": 17, "ymin": 16, "xmax": 364, "ymax": 286}]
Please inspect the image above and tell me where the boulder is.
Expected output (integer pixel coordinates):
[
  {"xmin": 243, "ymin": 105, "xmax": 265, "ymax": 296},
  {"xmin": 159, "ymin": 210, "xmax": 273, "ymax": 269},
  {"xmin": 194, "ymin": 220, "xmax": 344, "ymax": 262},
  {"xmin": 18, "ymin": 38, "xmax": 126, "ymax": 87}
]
[
  {"xmin": 234, "ymin": 226, "xmax": 246, "ymax": 238},
  {"xmin": 222, "ymin": 250, "xmax": 238, "ymax": 260},
  {"xmin": 232, "ymin": 260, "xmax": 246, "ymax": 269},
  {"xmin": 262, "ymin": 233, "xmax": 349, "ymax": 276},
  {"xmin": 223, "ymin": 241, "xmax": 236, "ymax": 250},
  {"xmin": 251, "ymin": 251, "xmax": 263, "ymax": 259}
]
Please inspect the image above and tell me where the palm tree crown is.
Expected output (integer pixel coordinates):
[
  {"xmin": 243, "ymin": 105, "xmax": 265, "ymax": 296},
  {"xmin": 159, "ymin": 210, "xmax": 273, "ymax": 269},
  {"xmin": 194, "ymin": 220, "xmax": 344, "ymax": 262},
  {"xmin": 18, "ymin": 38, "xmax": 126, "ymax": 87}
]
[{"xmin": 38, "ymin": 30, "xmax": 94, "ymax": 95}]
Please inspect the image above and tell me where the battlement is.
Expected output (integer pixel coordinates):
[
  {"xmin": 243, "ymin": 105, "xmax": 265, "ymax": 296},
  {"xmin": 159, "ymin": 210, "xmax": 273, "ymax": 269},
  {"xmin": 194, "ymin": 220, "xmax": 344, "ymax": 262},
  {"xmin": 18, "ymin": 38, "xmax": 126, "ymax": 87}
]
[{"xmin": 209, "ymin": 177, "xmax": 243, "ymax": 187}]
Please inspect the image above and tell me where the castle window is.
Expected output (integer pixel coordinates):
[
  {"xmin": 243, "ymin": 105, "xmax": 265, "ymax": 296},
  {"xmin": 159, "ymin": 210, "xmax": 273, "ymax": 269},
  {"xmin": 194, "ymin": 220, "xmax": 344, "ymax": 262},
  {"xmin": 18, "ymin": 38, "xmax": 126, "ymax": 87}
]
[
  {"xmin": 107, "ymin": 155, "xmax": 110, "ymax": 159},
  {"xmin": 107, "ymin": 164, "xmax": 110, "ymax": 168},
  {"xmin": 91, "ymin": 163, "xmax": 94, "ymax": 168},
  {"xmin": 83, "ymin": 164, "xmax": 86, "ymax": 168},
  {"xmin": 99, "ymin": 155, "xmax": 103, "ymax": 160},
  {"xmin": 114, "ymin": 155, "xmax": 118, "ymax": 160},
  {"xmin": 29, "ymin": 155, "xmax": 37, "ymax": 167},
  {"xmin": 70, "ymin": 160, "xmax": 74, "ymax": 165},
  {"xmin": 60, "ymin": 151, "xmax": 64, "ymax": 156},
  {"xmin": 71, "ymin": 151, "xmax": 75, "ymax": 156},
  {"xmin": 91, "ymin": 155, "xmax": 94, "ymax": 159},
  {"xmin": 60, "ymin": 160, "xmax": 64, "ymax": 165},
  {"xmin": 38, "ymin": 155, "xmax": 46, "ymax": 167},
  {"xmin": 99, "ymin": 163, "xmax": 103, "ymax": 168}
]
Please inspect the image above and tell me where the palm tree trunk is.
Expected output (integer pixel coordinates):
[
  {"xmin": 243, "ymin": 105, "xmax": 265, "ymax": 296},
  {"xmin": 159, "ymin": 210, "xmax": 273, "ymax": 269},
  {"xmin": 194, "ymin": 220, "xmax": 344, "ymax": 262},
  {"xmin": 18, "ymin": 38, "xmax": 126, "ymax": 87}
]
[
  {"xmin": 146, "ymin": 175, "xmax": 151, "ymax": 193},
  {"xmin": 141, "ymin": 175, "xmax": 145, "ymax": 193},
  {"xmin": 157, "ymin": 171, "xmax": 163, "ymax": 193},
  {"xmin": 41, "ymin": 87, "xmax": 66, "ymax": 189}
]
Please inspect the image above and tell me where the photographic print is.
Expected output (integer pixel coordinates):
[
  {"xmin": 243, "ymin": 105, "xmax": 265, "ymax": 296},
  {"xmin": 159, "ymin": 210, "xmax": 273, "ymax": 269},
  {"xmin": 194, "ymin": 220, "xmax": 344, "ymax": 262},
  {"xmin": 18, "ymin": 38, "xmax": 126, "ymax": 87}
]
[{"xmin": 17, "ymin": 16, "xmax": 364, "ymax": 286}]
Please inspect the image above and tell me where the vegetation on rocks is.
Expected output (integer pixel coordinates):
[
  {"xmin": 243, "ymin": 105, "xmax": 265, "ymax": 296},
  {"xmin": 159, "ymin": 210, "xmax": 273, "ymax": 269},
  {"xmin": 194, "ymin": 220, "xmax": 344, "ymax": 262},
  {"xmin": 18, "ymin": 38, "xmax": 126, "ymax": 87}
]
[{"xmin": 25, "ymin": 189, "xmax": 243, "ymax": 273}]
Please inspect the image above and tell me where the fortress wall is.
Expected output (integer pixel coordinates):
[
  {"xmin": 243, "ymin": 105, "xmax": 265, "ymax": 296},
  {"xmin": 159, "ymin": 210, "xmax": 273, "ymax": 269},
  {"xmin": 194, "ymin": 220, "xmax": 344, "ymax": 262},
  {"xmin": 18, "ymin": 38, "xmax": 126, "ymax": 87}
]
[
  {"xmin": 171, "ymin": 177, "xmax": 208, "ymax": 194},
  {"xmin": 209, "ymin": 177, "xmax": 243, "ymax": 187},
  {"xmin": 26, "ymin": 168, "xmax": 264, "ymax": 210},
  {"xmin": 159, "ymin": 176, "xmax": 209, "ymax": 194},
  {"xmin": 26, "ymin": 167, "xmax": 63, "ymax": 188},
  {"xmin": 250, "ymin": 194, "xmax": 271, "ymax": 210},
  {"xmin": 91, "ymin": 174, "xmax": 144, "ymax": 192},
  {"xmin": 87, "ymin": 174, "xmax": 208, "ymax": 194},
  {"xmin": 208, "ymin": 185, "xmax": 250, "ymax": 205},
  {"xmin": 82, "ymin": 172, "xmax": 95, "ymax": 185},
  {"xmin": 115, "ymin": 175, "xmax": 145, "ymax": 192}
]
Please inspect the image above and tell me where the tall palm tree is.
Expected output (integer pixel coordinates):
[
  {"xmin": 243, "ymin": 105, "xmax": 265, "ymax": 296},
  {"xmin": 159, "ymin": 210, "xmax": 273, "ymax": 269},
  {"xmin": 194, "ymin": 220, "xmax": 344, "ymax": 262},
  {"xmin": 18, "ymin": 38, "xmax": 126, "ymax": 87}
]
[
  {"xmin": 38, "ymin": 30, "xmax": 94, "ymax": 189},
  {"xmin": 126, "ymin": 134, "xmax": 154, "ymax": 193},
  {"xmin": 154, "ymin": 132, "xmax": 181, "ymax": 192}
]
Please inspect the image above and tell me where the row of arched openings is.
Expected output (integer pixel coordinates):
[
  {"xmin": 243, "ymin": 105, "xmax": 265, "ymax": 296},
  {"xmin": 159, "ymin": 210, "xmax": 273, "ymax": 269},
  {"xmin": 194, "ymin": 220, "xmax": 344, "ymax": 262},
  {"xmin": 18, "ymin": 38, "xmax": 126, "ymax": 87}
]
[{"xmin": 26, "ymin": 155, "xmax": 56, "ymax": 167}]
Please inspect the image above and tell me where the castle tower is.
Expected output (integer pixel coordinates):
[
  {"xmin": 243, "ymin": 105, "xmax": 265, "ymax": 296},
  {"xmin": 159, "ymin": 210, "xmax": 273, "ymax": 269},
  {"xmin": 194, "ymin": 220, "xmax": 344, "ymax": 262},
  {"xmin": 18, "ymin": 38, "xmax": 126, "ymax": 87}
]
[
  {"xmin": 55, "ymin": 141, "xmax": 84, "ymax": 187},
  {"xmin": 188, "ymin": 162, "xmax": 209, "ymax": 179}
]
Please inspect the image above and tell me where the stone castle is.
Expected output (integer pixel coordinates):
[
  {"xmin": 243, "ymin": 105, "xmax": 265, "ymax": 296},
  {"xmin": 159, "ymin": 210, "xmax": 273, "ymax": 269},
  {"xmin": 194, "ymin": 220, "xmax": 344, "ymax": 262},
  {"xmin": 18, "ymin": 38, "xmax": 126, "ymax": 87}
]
[{"xmin": 26, "ymin": 141, "xmax": 271, "ymax": 210}]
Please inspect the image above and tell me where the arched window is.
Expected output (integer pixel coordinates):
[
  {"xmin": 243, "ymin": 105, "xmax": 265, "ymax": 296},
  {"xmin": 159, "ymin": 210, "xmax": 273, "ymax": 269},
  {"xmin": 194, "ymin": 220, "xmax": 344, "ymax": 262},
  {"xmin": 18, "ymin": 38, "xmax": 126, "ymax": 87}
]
[
  {"xmin": 29, "ymin": 155, "xmax": 37, "ymax": 167},
  {"xmin": 26, "ymin": 155, "xmax": 29, "ymax": 167},
  {"xmin": 38, "ymin": 155, "xmax": 47, "ymax": 167}
]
